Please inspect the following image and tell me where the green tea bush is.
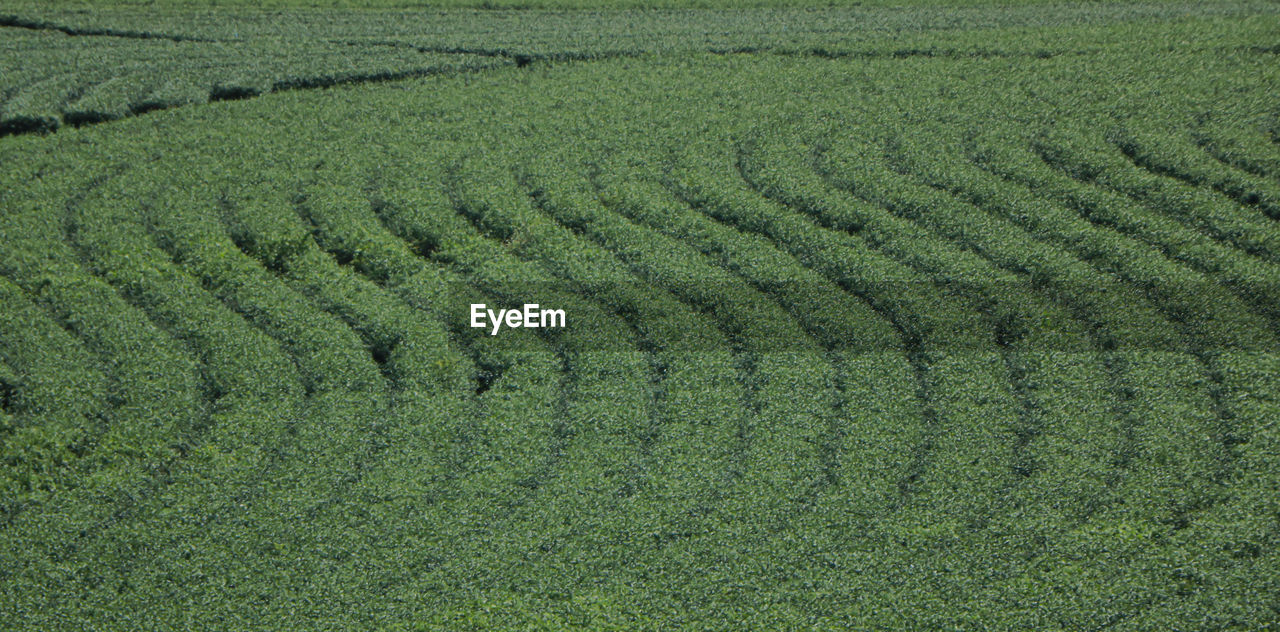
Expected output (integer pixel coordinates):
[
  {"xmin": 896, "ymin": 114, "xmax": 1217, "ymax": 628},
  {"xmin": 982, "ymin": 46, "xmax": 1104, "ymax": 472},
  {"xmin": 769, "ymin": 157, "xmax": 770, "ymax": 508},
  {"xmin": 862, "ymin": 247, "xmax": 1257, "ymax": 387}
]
[{"xmin": 3, "ymin": 7, "xmax": 1279, "ymax": 629}]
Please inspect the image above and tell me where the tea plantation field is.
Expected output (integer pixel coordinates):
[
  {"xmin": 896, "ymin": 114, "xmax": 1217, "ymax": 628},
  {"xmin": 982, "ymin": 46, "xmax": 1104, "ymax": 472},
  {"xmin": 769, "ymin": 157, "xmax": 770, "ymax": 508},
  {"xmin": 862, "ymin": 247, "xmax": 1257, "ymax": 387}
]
[{"xmin": 2, "ymin": 1, "xmax": 1279, "ymax": 629}]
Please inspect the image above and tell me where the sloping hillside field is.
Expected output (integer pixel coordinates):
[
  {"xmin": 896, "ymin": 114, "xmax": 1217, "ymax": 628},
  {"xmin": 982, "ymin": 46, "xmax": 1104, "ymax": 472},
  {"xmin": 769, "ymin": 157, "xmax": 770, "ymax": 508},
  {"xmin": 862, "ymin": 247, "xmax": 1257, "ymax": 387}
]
[{"xmin": 2, "ymin": 3, "xmax": 1279, "ymax": 629}]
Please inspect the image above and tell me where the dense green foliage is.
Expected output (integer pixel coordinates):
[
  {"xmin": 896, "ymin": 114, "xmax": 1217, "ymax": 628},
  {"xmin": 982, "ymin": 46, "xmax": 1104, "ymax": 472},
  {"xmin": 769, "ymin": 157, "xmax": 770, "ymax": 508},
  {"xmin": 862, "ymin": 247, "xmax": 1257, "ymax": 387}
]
[
  {"xmin": 4, "ymin": 1, "xmax": 1274, "ymax": 133},
  {"xmin": 8, "ymin": 0, "xmax": 1250, "ymax": 10},
  {"xmin": 2, "ymin": 2, "xmax": 1279, "ymax": 629}
]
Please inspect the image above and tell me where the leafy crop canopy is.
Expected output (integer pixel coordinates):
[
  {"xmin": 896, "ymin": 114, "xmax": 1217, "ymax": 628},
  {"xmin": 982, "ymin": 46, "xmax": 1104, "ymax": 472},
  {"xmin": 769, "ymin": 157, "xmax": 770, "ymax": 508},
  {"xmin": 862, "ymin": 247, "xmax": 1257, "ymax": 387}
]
[{"xmin": 2, "ymin": 2, "xmax": 1279, "ymax": 629}]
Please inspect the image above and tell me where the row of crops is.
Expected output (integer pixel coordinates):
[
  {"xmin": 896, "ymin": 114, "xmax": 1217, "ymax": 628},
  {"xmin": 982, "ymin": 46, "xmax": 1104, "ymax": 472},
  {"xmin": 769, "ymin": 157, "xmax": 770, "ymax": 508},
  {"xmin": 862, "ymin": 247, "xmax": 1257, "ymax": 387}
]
[
  {"xmin": 2, "ymin": 4, "xmax": 1279, "ymax": 629},
  {"xmin": 0, "ymin": 26, "xmax": 510, "ymax": 135},
  {"xmin": 4, "ymin": 1, "xmax": 1277, "ymax": 135}
]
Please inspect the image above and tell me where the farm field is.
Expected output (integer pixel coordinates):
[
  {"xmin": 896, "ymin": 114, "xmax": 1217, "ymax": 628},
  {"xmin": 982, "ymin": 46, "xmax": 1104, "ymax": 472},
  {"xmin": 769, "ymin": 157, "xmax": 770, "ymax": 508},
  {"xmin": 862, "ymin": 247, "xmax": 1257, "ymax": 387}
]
[{"xmin": 2, "ymin": 1, "xmax": 1280, "ymax": 629}]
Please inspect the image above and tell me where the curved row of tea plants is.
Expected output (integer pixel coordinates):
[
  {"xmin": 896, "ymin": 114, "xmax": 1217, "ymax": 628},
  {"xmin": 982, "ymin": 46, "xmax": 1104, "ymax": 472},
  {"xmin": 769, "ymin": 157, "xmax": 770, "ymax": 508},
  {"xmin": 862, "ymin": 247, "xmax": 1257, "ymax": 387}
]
[{"xmin": 2, "ymin": 7, "xmax": 1279, "ymax": 630}]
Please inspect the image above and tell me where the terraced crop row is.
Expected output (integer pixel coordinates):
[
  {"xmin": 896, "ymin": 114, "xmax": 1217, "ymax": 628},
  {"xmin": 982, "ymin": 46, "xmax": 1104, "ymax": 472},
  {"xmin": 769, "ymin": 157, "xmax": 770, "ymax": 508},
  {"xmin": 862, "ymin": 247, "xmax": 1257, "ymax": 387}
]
[
  {"xmin": 5, "ymin": 1, "xmax": 1277, "ymax": 135},
  {"xmin": 0, "ymin": 27, "xmax": 508, "ymax": 135},
  {"xmin": 2, "ymin": 6, "xmax": 1278, "ymax": 630}
]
